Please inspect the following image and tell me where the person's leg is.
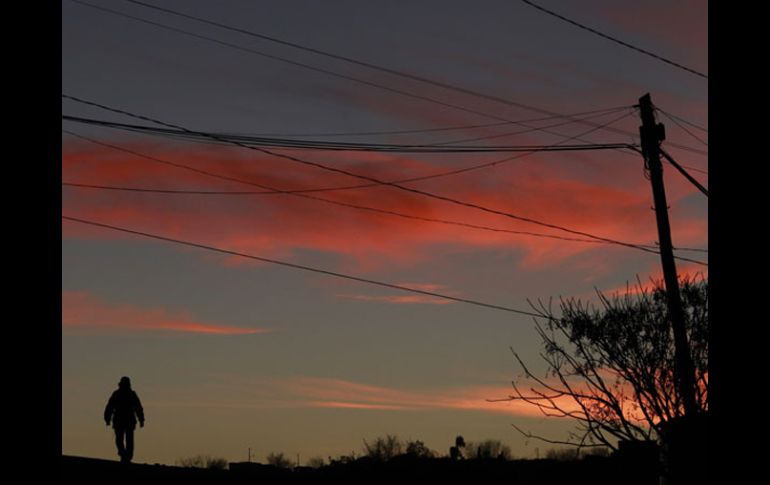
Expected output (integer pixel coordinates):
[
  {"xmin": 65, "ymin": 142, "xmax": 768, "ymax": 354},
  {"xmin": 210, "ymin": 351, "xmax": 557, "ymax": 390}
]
[
  {"xmin": 115, "ymin": 428, "xmax": 126, "ymax": 460},
  {"xmin": 125, "ymin": 428, "xmax": 135, "ymax": 462}
]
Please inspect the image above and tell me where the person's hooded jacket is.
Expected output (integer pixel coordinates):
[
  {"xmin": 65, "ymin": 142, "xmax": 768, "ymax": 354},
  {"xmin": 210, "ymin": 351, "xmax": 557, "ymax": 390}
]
[{"xmin": 104, "ymin": 377, "xmax": 144, "ymax": 430}]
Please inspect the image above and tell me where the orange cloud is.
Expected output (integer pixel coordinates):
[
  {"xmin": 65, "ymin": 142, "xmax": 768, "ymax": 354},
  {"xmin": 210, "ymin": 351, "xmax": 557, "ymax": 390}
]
[
  {"xmin": 308, "ymin": 401, "xmax": 412, "ymax": 411},
  {"xmin": 273, "ymin": 376, "xmax": 578, "ymax": 417},
  {"xmin": 161, "ymin": 371, "xmax": 676, "ymax": 424},
  {"xmin": 62, "ymin": 290, "xmax": 268, "ymax": 335},
  {"xmin": 150, "ymin": 373, "xmax": 584, "ymax": 417},
  {"xmin": 62, "ymin": 137, "xmax": 707, "ymax": 272}
]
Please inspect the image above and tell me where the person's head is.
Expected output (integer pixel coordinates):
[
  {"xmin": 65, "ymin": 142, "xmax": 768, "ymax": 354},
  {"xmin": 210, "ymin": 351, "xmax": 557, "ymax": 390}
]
[{"xmin": 119, "ymin": 376, "xmax": 131, "ymax": 389}]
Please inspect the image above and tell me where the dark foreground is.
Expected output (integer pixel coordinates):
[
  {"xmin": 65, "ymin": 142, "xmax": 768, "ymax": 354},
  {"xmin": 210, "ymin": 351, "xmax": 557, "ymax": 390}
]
[{"xmin": 63, "ymin": 454, "xmax": 660, "ymax": 485}]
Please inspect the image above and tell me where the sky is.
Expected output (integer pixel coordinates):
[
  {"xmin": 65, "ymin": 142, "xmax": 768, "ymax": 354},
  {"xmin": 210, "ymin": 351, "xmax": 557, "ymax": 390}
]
[{"xmin": 61, "ymin": 0, "xmax": 707, "ymax": 465}]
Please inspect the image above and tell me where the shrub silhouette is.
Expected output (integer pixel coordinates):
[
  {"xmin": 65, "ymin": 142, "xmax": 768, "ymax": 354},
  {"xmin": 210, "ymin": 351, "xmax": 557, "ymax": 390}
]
[
  {"xmin": 405, "ymin": 439, "xmax": 436, "ymax": 458},
  {"xmin": 545, "ymin": 448, "xmax": 580, "ymax": 461},
  {"xmin": 465, "ymin": 439, "xmax": 512, "ymax": 460},
  {"xmin": 329, "ymin": 452, "xmax": 357, "ymax": 465},
  {"xmin": 175, "ymin": 454, "xmax": 228, "ymax": 470},
  {"xmin": 306, "ymin": 456, "xmax": 325, "ymax": 468},
  {"xmin": 545, "ymin": 446, "xmax": 611, "ymax": 461},
  {"xmin": 363, "ymin": 434, "xmax": 403, "ymax": 462},
  {"xmin": 266, "ymin": 452, "xmax": 293, "ymax": 468}
]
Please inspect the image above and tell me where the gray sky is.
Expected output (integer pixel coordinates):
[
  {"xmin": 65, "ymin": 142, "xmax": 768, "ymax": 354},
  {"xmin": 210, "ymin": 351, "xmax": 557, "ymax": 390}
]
[{"xmin": 62, "ymin": 0, "xmax": 707, "ymax": 464}]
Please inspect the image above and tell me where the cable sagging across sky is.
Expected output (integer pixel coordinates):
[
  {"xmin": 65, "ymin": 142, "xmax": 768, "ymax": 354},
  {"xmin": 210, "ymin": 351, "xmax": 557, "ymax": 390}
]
[
  {"xmin": 61, "ymin": 115, "xmax": 638, "ymax": 154},
  {"xmin": 62, "ymin": 215, "xmax": 545, "ymax": 318},
  {"xmin": 62, "ymin": 94, "xmax": 708, "ymax": 266},
  {"xmin": 518, "ymin": 0, "xmax": 708, "ymax": 79},
  {"xmin": 63, "ymin": 110, "xmax": 636, "ymax": 197},
  {"xmin": 61, "ymin": 128, "xmax": 708, "ymax": 255},
  {"xmin": 657, "ymin": 109, "xmax": 708, "ymax": 147},
  {"xmin": 68, "ymin": 0, "xmax": 708, "ymax": 159}
]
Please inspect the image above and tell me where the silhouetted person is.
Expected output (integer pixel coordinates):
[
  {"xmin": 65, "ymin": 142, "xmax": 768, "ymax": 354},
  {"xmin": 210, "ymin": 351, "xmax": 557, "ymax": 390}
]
[
  {"xmin": 104, "ymin": 376, "xmax": 145, "ymax": 463},
  {"xmin": 449, "ymin": 435, "xmax": 465, "ymax": 460}
]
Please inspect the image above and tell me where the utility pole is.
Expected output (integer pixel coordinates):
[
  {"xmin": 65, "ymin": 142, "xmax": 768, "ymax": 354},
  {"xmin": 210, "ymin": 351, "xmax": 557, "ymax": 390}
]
[{"xmin": 637, "ymin": 93, "xmax": 698, "ymax": 417}]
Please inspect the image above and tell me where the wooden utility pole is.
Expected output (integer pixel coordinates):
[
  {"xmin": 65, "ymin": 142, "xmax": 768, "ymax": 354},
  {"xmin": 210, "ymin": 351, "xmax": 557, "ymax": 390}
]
[{"xmin": 637, "ymin": 93, "xmax": 698, "ymax": 417}]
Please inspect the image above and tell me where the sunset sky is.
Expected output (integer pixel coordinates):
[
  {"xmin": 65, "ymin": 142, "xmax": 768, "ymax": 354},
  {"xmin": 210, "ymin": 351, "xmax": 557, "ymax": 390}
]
[{"xmin": 61, "ymin": 0, "xmax": 707, "ymax": 465}]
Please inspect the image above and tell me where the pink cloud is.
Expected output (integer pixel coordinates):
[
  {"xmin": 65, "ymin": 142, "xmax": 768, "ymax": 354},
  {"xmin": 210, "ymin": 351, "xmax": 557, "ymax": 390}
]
[
  {"xmin": 62, "ymin": 137, "xmax": 706, "ymax": 272},
  {"xmin": 62, "ymin": 290, "xmax": 268, "ymax": 335}
]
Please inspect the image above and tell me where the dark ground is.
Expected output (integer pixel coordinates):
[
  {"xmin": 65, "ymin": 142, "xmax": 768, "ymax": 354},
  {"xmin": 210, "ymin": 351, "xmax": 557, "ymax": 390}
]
[{"xmin": 62, "ymin": 453, "xmax": 659, "ymax": 485}]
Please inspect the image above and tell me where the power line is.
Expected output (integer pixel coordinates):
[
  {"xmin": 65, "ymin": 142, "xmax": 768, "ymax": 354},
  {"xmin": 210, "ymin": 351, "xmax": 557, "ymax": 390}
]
[
  {"xmin": 664, "ymin": 158, "xmax": 707, "ymax": 176},
  {"xmin": 656, "ymin": 109, "xmax": 708, "ymax": 147},
  {"xmin": 421, "ymin": 108, "xmax": 629, "ymax": 147},
  {"xmin": 61, "ymin": 94, "xmax": 699, "ymax": 262},
  {"xmin": 57, "ymin": 129, "xmax": 638, "ymax": 247},
  {"xmin": 233, "ymin": 123, "xmax": 510, "ymax": 138},
  {"xmin": 120, "ymin": 0, "xmax": 625, "ymax": 122},
  {"xmin": 61, "ymin": 214, "xmax": 545, "ymax": 317},
  {"xmin": 120, "ymin": 0, "xmax": 704, "ymax": 143},
  {"xmin": 655, "ymin": 109, "xmax": 708, "ymax": 133},
  {"xmin": 62, "ymin": 94, "xmax": 708, "ymax": 266},
  {"xmin": 65, "ymin": 0, "xmax": 584, "ymax": 137},
  {"xmin": 61, "ymin": 128, "xmax": 708, "ymax": 254},
  {"xmin": 659, "ymin": 148, "xmax": 708, "ymax": 197},
  {"xmin": 59, "ymin": 180, "xmax": 628, "ymax": 246},
  {"xmin": 67, "ymin": 0, "xmax": 707, "ymax": 158},
  {"xmin": 65, "ymin": 105, "xmax": 631, "ymax": 149},
  {"xmin": 61, "ymin": 129, "xmax": 635, "ymax": 247},
  {"xmin": 654, "ymin": 147, "xmax": 707, "ymax": 176},
  {"xmin": 212, "ymin": 106, "xmax": 628, "ymax": 139},
  {"xmin": 434, "ymin": 109, "xmax": 708, "ymax": 175},
  {"xmin": 224, "ymin": 122, "xmax": 515, "ymax": 139},
  {"xmin": 642, "ymin": 104, "xmax": 708, "ymax": 177},
  {"xmin": 72, "ymin": 108, "xmax": 706, "ymax": 178},
  {"xmin": 59, "ymin": 181, "xmax": 708, "ymax": 254},
  {"xmin": 212, "ymin": 106, "xmax": 629, "ymax": 139},
  {"xmin": 62, "ymin": 115, "xmax": 638, "ymax": 153},
  {"xmin": 63, "ymin": 110, "xmax": 635, "ymax": 196},
  {"xmin": 519, "ymin": 0, "xmax": 708, "ymax": 79}
]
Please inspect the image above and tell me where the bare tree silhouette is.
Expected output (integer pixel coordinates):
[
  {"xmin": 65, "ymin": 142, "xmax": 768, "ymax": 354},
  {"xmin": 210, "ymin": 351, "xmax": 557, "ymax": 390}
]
[{"xmin": 502, "ymin": 275, "xmax": 708, "ymax": 451}]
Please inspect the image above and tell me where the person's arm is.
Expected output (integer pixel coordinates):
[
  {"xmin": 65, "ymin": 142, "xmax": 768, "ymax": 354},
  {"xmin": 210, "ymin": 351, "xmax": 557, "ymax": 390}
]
[
  {"xmin": 104, "ymin": 394, "xmax": 114, "ymax": 425},
  {"xmin": 134, "ymin": 392, "xmax": 145, "ymax": 427}
]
